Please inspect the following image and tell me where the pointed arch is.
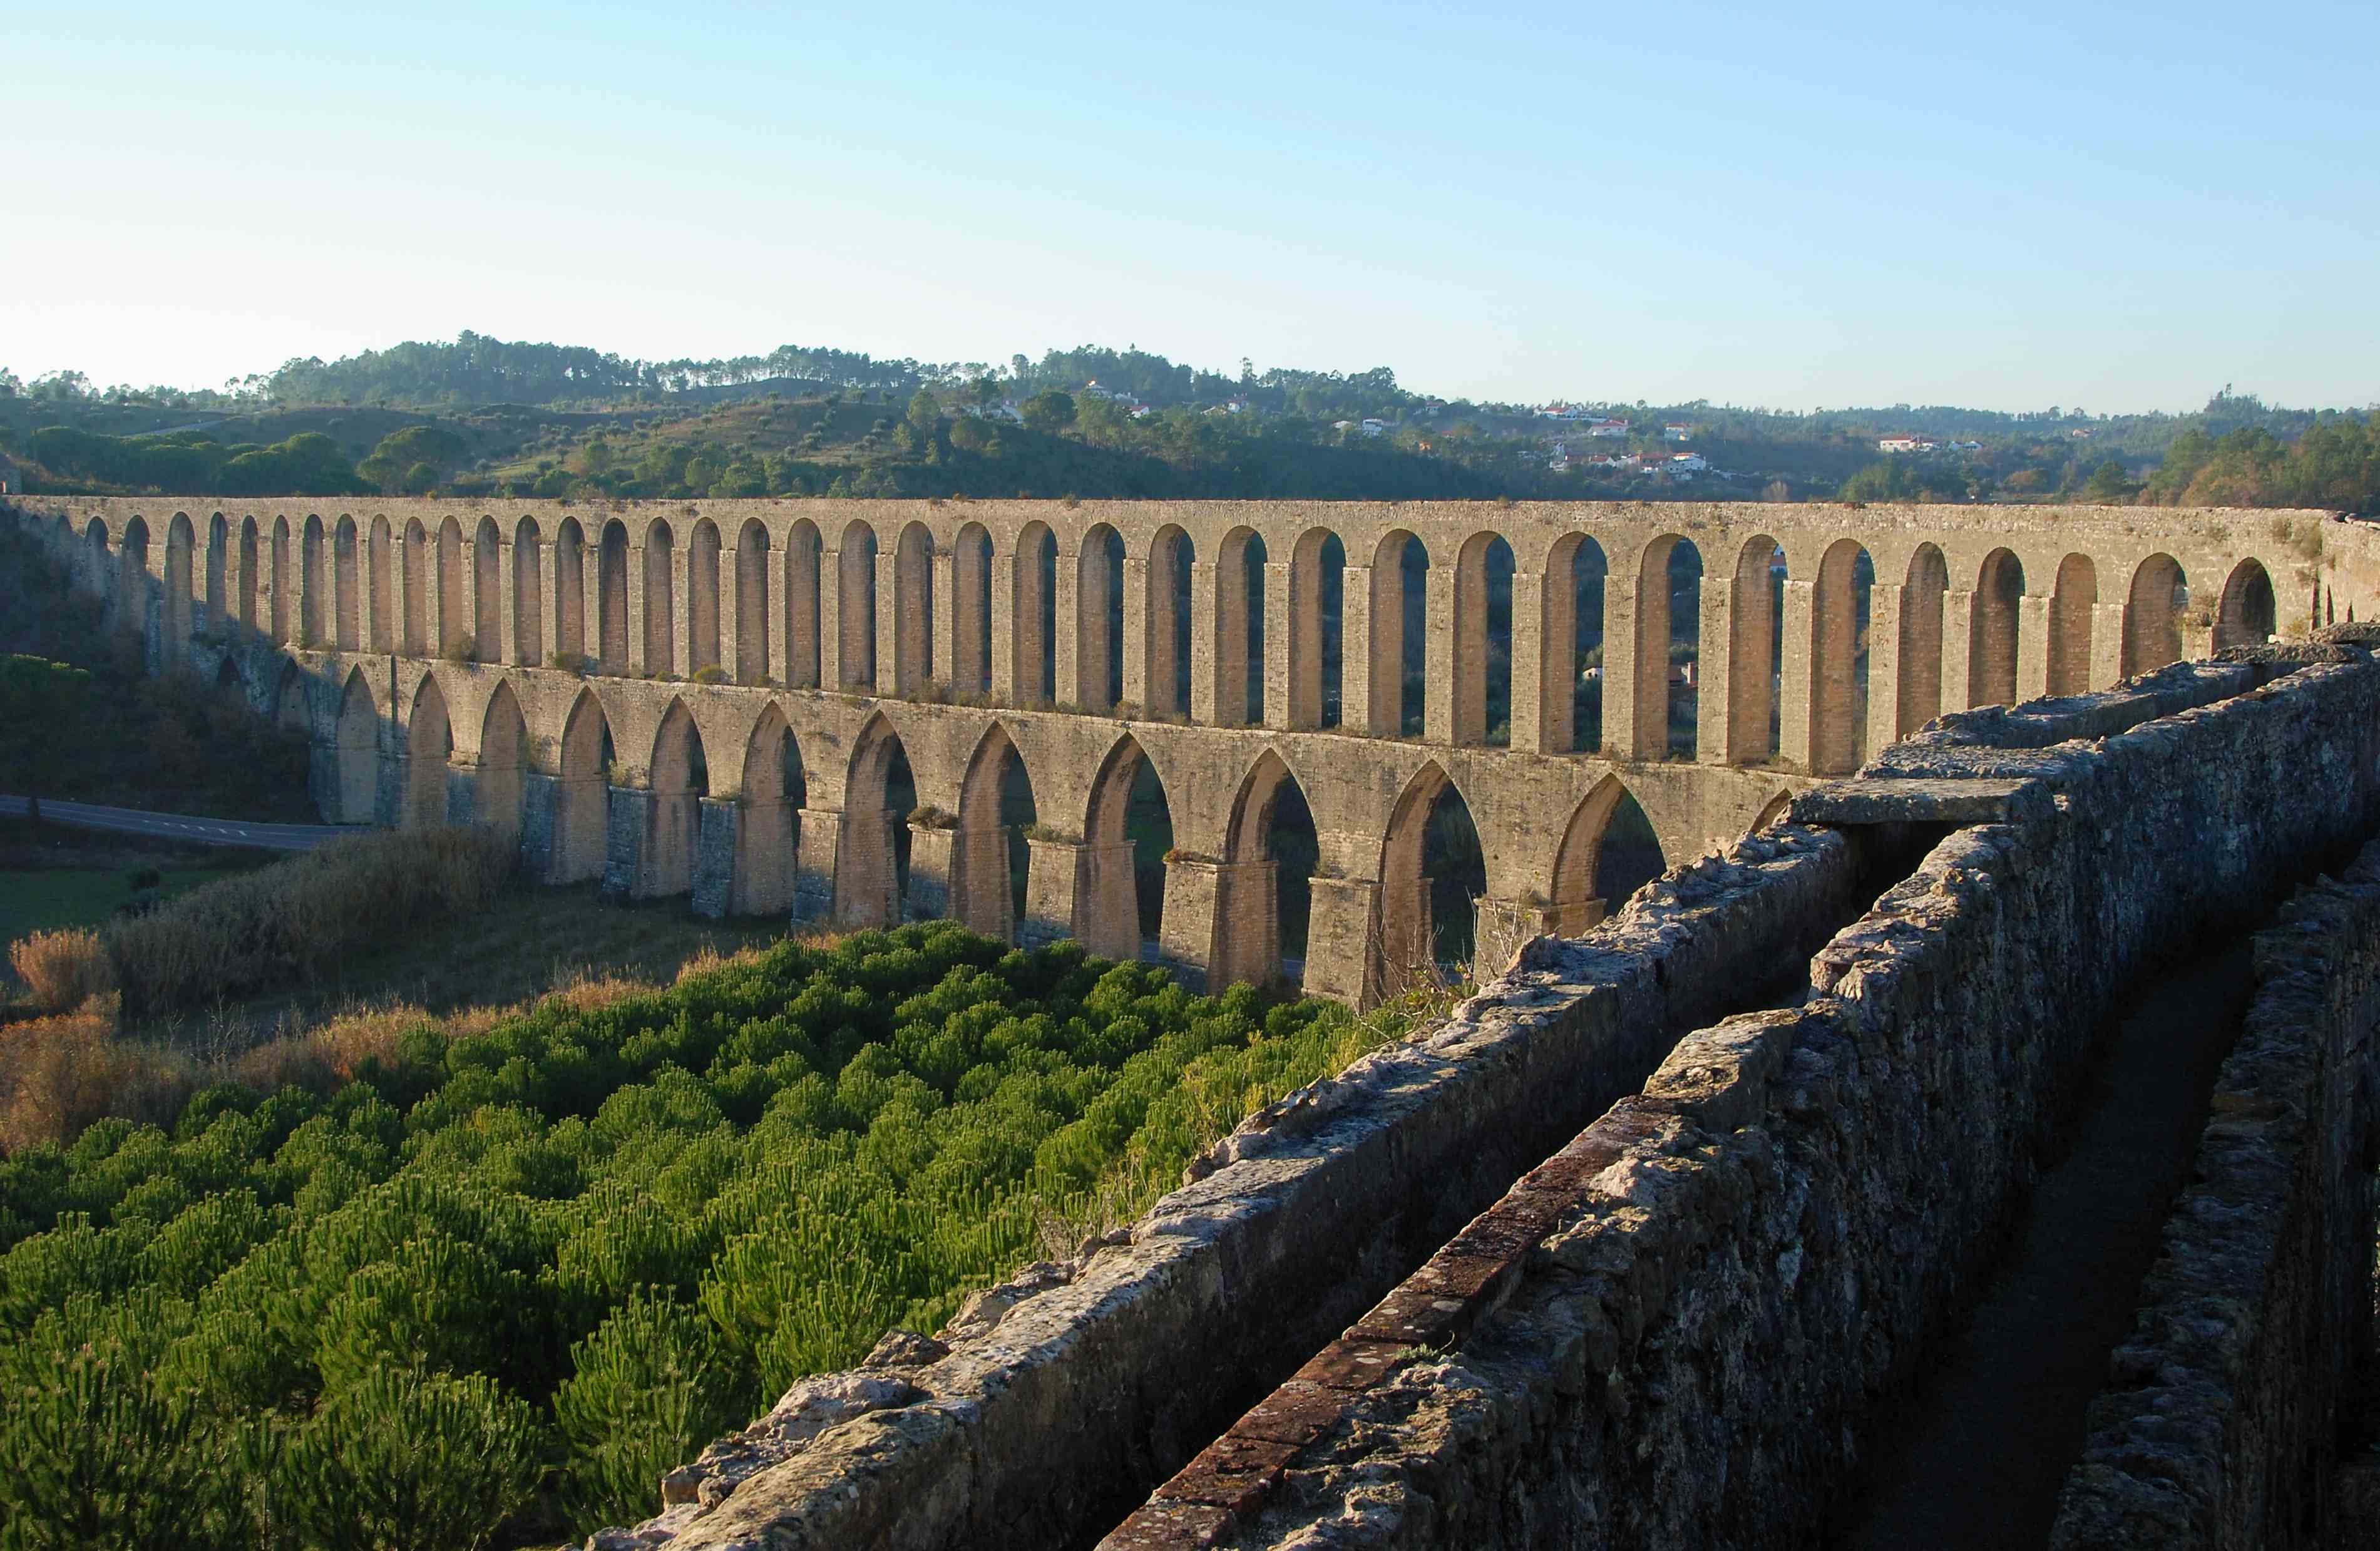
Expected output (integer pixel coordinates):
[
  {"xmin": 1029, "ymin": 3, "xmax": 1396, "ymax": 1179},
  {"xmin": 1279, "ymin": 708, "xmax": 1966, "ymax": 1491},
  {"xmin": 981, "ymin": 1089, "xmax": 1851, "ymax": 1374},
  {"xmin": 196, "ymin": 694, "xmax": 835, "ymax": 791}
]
[
  {"xmin": 552, "ymin": 688, "xmax": 615, "ymax": 883},
  {"xmin": 477, "ymin": 680, "xmax": 528, "ymax": 848},
  {"xmin": 2047, "ymin": 553, "xmax": 2096, "ymax": 696},
  {"xmin": 893, "ymin": 521, "xmax": 936, "ymax": 695},
  {"xmin": 731, "ymin": 702, "xmax": 804, "ymax": 915},
  {"xmin": 956, "ymin": 721, "xmax": 1038, "ymax": 941},
  {"xmin": 513, "ymin": 517, "xmax": 545, "ymax": 666},
  {"xmin": 640, "ymin": 698, "xmax": 707, "ymax": 897},
  {"xmin": 688, "ymin": 518, "xmax": 722, "ymax": 674},
  {"xmin": 1752, "ymin": 787, "xmax": 1794, "ymax": 833},
  {"xmin": 1894, "ymin": 544, "xmax": 1949, "ymax": 737},
  {"xmin": 1082, "ymin": 732, "xmax": 1173, "ymax": 962},
  {"xmin": 1551, "ymin": 773, "xmax": 1661, "ymax": 928},
  {"xmin": 1970, "ymin": 548, "xmax": 2025, "ymax": 707},
  {"xmin": 404, "ymin": 675, "xmax": 453, "ymax": 829},
  {"xmin": 1373, "ymin": 761, "xmax": 1483, "ymax": 996},
  {"xmin": 839, "ymin": 712, "xmax": 916, "ymax": 926},
  {"xmin": 1217, "ymin": 747, "xmax": 1318, "ymax": 990},
  {"xmin": 734, "ymin": 519, "xmax": 771, "ymax": 683},
  {"xmin": 334, "ymin": 667, "xmax": 379, "ymax": 824},
  {"xmin": 2215, "ymin": 558, "xmax": 2276, "ymax": 650}
]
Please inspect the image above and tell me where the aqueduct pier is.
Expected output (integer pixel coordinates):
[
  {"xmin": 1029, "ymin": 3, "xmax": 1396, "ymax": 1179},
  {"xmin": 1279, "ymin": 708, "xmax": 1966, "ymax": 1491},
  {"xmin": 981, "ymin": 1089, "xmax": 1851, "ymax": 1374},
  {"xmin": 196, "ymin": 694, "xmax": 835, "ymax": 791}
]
[{"xmin": 9, "ymin": 495, "xmax": 2359, "ymax": 1006}]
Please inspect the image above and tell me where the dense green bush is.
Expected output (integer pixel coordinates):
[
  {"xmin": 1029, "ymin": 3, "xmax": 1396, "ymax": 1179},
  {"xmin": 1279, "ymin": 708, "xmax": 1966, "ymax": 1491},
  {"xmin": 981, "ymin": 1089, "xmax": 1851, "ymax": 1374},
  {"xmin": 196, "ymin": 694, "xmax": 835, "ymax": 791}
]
[{"xmin": 0, "ymin": 924, "xmax": 1399, "ymax": 1547}]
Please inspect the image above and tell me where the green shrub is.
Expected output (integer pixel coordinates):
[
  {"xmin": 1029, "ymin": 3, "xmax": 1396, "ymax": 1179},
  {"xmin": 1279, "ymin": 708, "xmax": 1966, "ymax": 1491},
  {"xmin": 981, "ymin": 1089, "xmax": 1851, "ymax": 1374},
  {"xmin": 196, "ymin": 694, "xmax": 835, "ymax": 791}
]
[{"xmin": 280, "ymin": 1366, "xmax": 544, "ymax": 1551}]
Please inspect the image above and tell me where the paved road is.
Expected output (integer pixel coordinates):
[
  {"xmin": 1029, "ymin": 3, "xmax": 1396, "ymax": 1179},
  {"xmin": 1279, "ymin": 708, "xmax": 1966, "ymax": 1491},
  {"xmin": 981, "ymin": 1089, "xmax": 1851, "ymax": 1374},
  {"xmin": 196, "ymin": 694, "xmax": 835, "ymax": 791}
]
[{"xmin": 0, "ymin": 795, "xmax": 344, "ymax": 851}]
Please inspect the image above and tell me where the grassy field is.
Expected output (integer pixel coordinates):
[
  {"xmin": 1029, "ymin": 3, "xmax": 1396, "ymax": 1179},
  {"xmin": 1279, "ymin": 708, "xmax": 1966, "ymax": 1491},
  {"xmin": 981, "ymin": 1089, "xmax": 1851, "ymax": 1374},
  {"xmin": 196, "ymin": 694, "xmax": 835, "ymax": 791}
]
[{"xmin": 0, "ymin": 822, "xmax": 277, "ymax": 972}]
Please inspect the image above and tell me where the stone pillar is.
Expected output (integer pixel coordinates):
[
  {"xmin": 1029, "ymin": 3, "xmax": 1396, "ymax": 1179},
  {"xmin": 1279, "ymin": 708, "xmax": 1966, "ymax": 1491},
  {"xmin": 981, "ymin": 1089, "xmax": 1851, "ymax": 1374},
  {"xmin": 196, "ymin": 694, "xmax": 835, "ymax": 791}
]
[
  {"xmin": 2180, "ymin": 616, "xmax": 2216, "ymax": 663},
  {"xmin": 1054, "ymin": 558, "xmax": 1084, "ymax": 709},
  {"xmin": 1695, "ymin": 576, "xmax": 1739, "ymax": 764},
  {"xmin": 1210, "ymin": 857, "xmax": 1280, "ymax": 990},
  {"xmin": 1373, "ymin": 866, "xmax": 1432, "ymax": 991},
  {"xmin": 1022, "ymin": 836, "xmax": 1098, "ymax": 950},
  {"xmin": 1189, "ymin": 560, "xmax": 1224, "ymax": 725},
  {"xmin": 1865, "ymin": 583, "xmax": 1906, "ymax": 758},
  {"xmin": 785, "ymin": 543, "xmax": 819, "ymax": 689},
  {"xmin": 625, "ymin": 546, "xmax": 652, "ymax": 676},
  {"xmin": 905, "ymin": 822, "xmax": 958, "ymax": 924},
  {"xmin": 1941, "ymin": 588, "xmax": 1977, "ymax": 712},
  {"xmin": 1265, "ymin": 559, "xmax": 1298, "ymax": 730},
  {"xmin": 1303, "ymin": 874, "xmax": 1379, "ymax": 1010},
  {"xmin": 1600, "ymin": 577, "xmax": 1642, "ymax": 759},
  {"xmin": 2016, "ymin": 594, "xmax": 2052, "ymax": 702},
  {"xmin": 2090, "ymin": 601, "xmax": 2129, "ymax": 688},
  {"xmin": 1510, "ymin": 570, "xmax": 1554, "ymax": 754},
  {"xmin": 519, "ymin": 772, "xmax": 562, "ymax": 881},
  {"xmin": 1120, "ymin": 556, "xmax": 1150, "ymax": 714},
  {"xmin": 1340, "ymin": 565, "xmax": 1380, "ymax": 735},
  {"xmin": 1423, "ymin": 562, "xmax": 1457, "ymax": 745},
  {"xmin": 877, "ymin": 548, "xmax": 906, "ymax": 697},
  {"xmin": 1451, "ymin": 553, "xmax": 1488, "ymax": 746},
  {"xmin": 691, "ymin": 797, "xmax": 738, "ymax": 918},
  {"xmin": 441, "ymin": 759, "xmax": 480, "ymax": 832},
  {"xmin": 818, "ymin": 546, "xmax": 847, "ymax": 692},
  {"xmin": 988, "ymin": 546, "xmax": 1017, "ymax": 704},
  {"xmin": 931, "ymin": 550, "xmax": 957, "ymax": 687},
  {"xmin": 833, "ymin": 807, "xmax": 900, "ymax": 926},
  {"xmin": 601, "ymin": 786, "xmax": 645, "ymax": 899},
  {"xmin": 1157, "ymin": 856, "xmax": 1223, "ymax": 988},
  {"xmin": 669, "ymin": 541, "xmax": 696, "ymax": 679},
  {"xmin": 1778, "ymin": 577, "xmax": 1818, "ymax": 769},
  {"xmin": 952, "ymin": 824, "xmax": 1014, "ymax": 942},
  {"xmin": 716, "ymin": 546, "xmax": 741, "ymax": 680},
  {"xmin": 1074, "ymin": 839, "xmax": 1143, "ymax": 963},
  {"xmin": 732, "ymin": 799, "xmax": 796, "ymax": 916},
  {"xmin": 792, "ymin": 807, "xmax": 843, "ymax": 923},
  {"xmin": 493, "ymin": 540, "xmax": 518, "ymax": 665}
]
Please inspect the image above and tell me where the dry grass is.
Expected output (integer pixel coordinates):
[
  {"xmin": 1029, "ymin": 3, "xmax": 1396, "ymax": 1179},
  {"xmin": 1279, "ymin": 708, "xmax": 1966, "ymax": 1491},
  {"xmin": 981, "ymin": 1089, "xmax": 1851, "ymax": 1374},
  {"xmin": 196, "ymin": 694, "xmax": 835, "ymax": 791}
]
[
  {"xmin": 9, "ymin": 927, "xmax": 115, "ymax": 1013},
  {"xmin": 105, "ymin": 827, "xmax": 514, "ymax": 1016},
  {"xmin": 0, "ymin": 996, "xmax": 196, "ymax": 1154}
]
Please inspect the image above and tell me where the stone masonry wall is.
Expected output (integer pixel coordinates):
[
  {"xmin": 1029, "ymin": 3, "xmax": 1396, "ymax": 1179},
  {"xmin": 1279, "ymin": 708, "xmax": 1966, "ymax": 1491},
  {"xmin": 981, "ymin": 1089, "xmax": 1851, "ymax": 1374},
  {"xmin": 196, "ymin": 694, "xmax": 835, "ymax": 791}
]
[
  {"xmin": 591, "ymin": 823, "xmax": 1869, "ymax": 1550},
  {"xmin": 2048, "ymin": 844, "xmax": 2380, "ymax": 1551},
  {"xmin": 1100, "ymin": 640, "xmax": 2380, "ymax": 1550}
]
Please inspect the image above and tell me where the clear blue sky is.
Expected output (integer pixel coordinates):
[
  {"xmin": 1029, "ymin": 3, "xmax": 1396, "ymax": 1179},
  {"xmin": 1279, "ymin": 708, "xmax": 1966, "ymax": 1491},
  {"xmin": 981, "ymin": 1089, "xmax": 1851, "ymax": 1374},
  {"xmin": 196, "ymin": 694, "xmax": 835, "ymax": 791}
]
[{"xmin": 8, "ymin": 1, "xmax": 2374, "ymax": 412}]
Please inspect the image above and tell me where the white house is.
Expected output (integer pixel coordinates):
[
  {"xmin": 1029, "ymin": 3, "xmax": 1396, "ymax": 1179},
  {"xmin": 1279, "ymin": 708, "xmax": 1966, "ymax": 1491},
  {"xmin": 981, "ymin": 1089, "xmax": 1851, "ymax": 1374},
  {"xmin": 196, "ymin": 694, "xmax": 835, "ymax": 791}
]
[
  {"xmin": 1663, "ymin": 423, "xmax": 1691, "ymax": 442},
  {"xmin": 1359, "ymin": 418, "xmax": 1388, "ymax": 438},
  {"xmin": 1670, "ymin": 451, "xmax": 1709, "ymax": 471},
  {"xmin": 1878, "ymin": 434, "xmax": 1935, "ymax": 453},
  {"xmin": 1587, "ymin": 419, "xmax": 1629, "ymax": 439}
]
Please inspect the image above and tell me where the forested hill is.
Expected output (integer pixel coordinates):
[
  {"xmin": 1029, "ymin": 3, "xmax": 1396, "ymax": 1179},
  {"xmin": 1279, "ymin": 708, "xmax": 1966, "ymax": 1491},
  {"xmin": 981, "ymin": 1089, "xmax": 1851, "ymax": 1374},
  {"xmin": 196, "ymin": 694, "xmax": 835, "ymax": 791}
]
[{"xmin": 3, "ymin": 336, "xmax": 2375, "ymax": 512}]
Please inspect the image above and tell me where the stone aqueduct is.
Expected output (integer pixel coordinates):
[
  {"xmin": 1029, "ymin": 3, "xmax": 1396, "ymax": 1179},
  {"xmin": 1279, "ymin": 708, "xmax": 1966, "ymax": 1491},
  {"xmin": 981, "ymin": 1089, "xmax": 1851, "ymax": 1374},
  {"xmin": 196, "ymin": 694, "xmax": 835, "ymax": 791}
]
[{"xmin": 9, "ymin": 495, "xmax": 2346, "ymax": 1006}]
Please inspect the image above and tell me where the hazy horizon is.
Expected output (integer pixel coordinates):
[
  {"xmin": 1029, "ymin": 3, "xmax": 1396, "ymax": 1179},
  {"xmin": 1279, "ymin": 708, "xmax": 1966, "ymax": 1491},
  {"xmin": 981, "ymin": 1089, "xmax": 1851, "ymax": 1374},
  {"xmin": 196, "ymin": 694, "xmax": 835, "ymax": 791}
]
[{"xmin": 9, "ymin": 2, "xmax": 2374, "ymax": 415}]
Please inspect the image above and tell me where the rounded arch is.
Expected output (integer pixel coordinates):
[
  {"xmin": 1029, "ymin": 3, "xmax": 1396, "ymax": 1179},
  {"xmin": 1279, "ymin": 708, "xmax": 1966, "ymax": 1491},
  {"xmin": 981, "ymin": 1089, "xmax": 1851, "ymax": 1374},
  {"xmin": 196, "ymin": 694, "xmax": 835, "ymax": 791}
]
[
  {"xmin": 642, "ymin": 518, "xmax": 677, "ymax": 676},
  {"xmin": 1083, "ymin": 732, "xmax": 1174, "ymax": 961},
  {"xmin": 163, "ymin": 513, "xmax": 197, "ymax": 658},
  {"xmin": 334, "ymin": 667, "xmax": 379, "ymax": 825},
  {"xmin": 205, "ymin": 513, "xmax": 230, "ymax": 632},
  {"xmin": 401, "ymin": 518, "xmax": 430, "ymax": 656},
  {"xmin": 893, "ymin": 521, "xmax": 936, "ymax": 696},
  {"xmin": 1075, "ymin": 523, "xmax": 1125, "ymax": 712},
  {"xmin": 1894, "ymin": 544, "xmax": 1951, "ymax": 737},
  {"xmin": 639, "ymin": 699, "xmax": 709, "ymax": 898},
  {"xmin": 404, "ymin": 674, "xmax": 453, "ymax": 829},
  {"xmin": 333, "ymin": 515, "xmax": 361, "ymax": 652},
  {"xmin": 471, "ymin": 516, "xmax": 502, "ymax": 661},
  {"xmin": 1285, "ymin": 526, "xmax": 1346, "ymax": 730},
  {"xmin": 837, "ymin": 517, "xmax": 880, "ymax": 690},
  {"xmin": 2123, "ymin": 553, "xmax": 2188, "ymax": 678},
  {"xmin": 1808, "ymin": 538, "xmax": 1870, "ymax": 775},
  {"xmin": 1145, "ymin": 525, "xmax": 1196, "ymax": 719},
  {"xmin": 1219, "ymin": 747, "xmax": 1319, "ymax": 990},
  {"xmin": 840, "ymin": 712, "xmax": 916, "ymax": 926},
  {"xmin": 551, "ymin": 688, "xmax": 615, "ymax": 883},
  {"xmin": 952, "ymin": 521, "xmax": 993, "ymax": 696},
  {"xmin": 1544, "ymin": 531, "xmax": 1609, "ymax": 754},
  {"xmin": 1969, "ymin": 548, "xmax": 2026, "ymax": 708},
  {"xmin": 85, "ymin": 518, "xmax": 113, "ymax": 605},
  {"xmin": 1213, "ymin": 525, "xmax": 1270, "ymax": 726},
  {"xmin": 734, "ymin": 519, "xmax": 772, "ymax": 683},
  {"xmin": 118, "ymin": 514, "xmax": 153, "ymax": 643},
  {"xmin": 731, "ymin": 702, "xmax": 805, "ymax": 915},
  {"xmin": 299, "ymin": 515, "xmax": 327, "ymax": 649},
  {"xmin": 1452, "ymin": 530, "xmax": 1516, "ymax": 747},
  {"xmin": 235, "ymin": 516, "xmax": 262, "ymax": 634},
  {"xmin": 551, "ymin": 517, "xmax": 587, "ymax": 664},
  {"xmin": 2215, "ymin": 558, "xmax": 2277, "ymax": 650},
  {"xmin": 1636, "ymin": 533, "xmax": 1707, "ymax": 760},
  {"xmin": 512, "ymin": 517, "xmax": 545, "ymax": 667},
  {"xmin": 1010, "ymin": 520, "xmax": 1056, "ymax": 704},
  {"xmin": 435, "ymin": 515, "xmax": 466, "ymax": 657},
  {"xmin": 1367, "ymin": 529, "xmax": 1430, "ymax": 735},
  {"xmin": 477, "ymin": 679, "xmax": 528, "ymax": 849},
  {"xmin": 597, "ymin": 520, "xmax": 631, "ymax": 673},
  {"xmin": 2047, "ymin": 553, "xmax": 2097, "ymax": 696},
  {"xmin": 687, "ymin": 519, "xmax": 722, "ymax": 675},
  {"xmin": 784, "ymin": 518, "xmax": 823, "ymax": 688},
  {"xmin": 366, "ymin": 515, "xmax": 394, "ymax": 652}
]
